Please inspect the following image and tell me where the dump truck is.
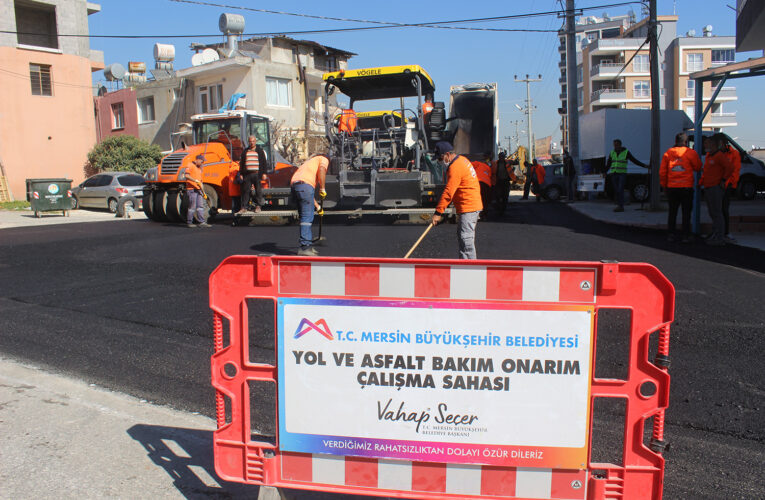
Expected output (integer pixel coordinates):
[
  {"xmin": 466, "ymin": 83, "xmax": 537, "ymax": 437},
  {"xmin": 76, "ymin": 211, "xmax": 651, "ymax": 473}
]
[
  {"xmin": 142, "ymin": 109, "xmax": 295, "ymax": 222},
  {"xmin": 447, "ymin": 83, "xmax": 499, "ymax": 162}
]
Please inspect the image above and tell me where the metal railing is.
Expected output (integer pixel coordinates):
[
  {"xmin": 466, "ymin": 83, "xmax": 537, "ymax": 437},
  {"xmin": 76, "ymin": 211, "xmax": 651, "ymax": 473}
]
[{"xmin": 590, "ymin": 62, "xmax": 623, "ymax": 77}]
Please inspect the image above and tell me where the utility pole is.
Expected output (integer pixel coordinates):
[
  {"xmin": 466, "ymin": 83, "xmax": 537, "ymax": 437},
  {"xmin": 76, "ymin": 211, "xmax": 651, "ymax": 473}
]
[
  {"xmin": 565, "ymin": 0, "xmax": 581, "ymax": 172},
  {"xmin": 648, "ymin": 0, "xmax": 661, "ymax": 210},
  {"xmin": 514, "ymin": 74, "xmax": 542, "ymax": 159},
  {"xmin": 509, "ymin": 119, "xmax": 522, "ymax": 151}
]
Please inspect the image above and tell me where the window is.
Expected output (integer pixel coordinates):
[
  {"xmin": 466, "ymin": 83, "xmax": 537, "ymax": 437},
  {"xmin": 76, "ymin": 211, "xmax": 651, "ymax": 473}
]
[
  {"xmin": 686, "ymin": 79, "xmax": 695, "ymax": 98},
  {"xmin": 633, "ymin": 54, "xmax": 649, "ymax": 73},
  {"xmin": 15, "ymin": 2, "xmax": 58, "ymax": 49},
  {"xmin": 685, "ymin": 106, "xmax": 695, "ymax": 119},
  {"xmin": 577, "ymin": 66, "xmax": 583, "ymax": 83},
  {"xmin": 137, "ymin": 96, "xmax": 155, "ymax": 123},
  {"xmin": 602, "ymin": 28, "xmax": 621, "ymax": 39},
  {"xmin": 112, "ymin": 103, "xmax": 124, "ymax": 130},
  {"xmin": 29, "ymin": 63, "xmax": 51, "ymax": 96},
  {"xmin": 117, "ymin": 174, "xmax": 146, "ymax": 187},
  {"xmin": 586, "ymin": 31, "xmax": 599, "ymax": 42},
  {"xmin": 711, "ymin": 49, "xmax": 734, "ymax": 64},
  {"xmin": 82, "ymin": 176, "xmax": 101, "ymax": 188},
  {"xmin": 97, "ymin": 175, "xmax": 114, "ymax": 186},
  {"xmin": 578, "ymin": 88, "xmax": 583, "ymax": 103},
  {"xmin": 266, "ymin": 77, "xmax": 292, "ymax": 107},
  {"xmin": 686, "ymin": 53, "xmax": 703, "ymax": 72},
  {"xmin": 198, "ymin": 84, "xmax": 223, "ymax": 113},
  {"xmin": 633, "ymin": 80, "xmax": 649, "ymax": 98}
]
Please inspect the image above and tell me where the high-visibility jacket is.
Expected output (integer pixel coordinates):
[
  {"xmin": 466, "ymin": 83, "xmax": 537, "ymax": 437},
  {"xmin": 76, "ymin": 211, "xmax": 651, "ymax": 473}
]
[
  {"xmin": 659, "ymin": 146, "xmax": 702, "ymax": 188},
  {"xmin": 609, "ymin": 149, "xmax": 629, "ymax": 174},
  {"xmin": 435, "ymin": 155, "xmax": 483, "ymax": 215},
  {"xmin": 185, "ymin": 163, "xmax": 203, "ymax": 190},
  {"xmin": 700, "ymin": 151, "xmax": 734, "ymax": 188},
  {"xmin": 338, "ymin": 109, "xmax": 357, "ymax": 134},
  {"xmin": 422, "ymin": 101, "xmax": 434, "ymax": 116},
  {"xmin": 291, "ymin": 156, "xmax": 329, "ymax": 188},
  {"xmin": 724, "ymin": 147, "xmax": 741, "ymax": 188},
  {"xmin": 472, "ymin": 161, "xmax": 493, "ymax": 186}
]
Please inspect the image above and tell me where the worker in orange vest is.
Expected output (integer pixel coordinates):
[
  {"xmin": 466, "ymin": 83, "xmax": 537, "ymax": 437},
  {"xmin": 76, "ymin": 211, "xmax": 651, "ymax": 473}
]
[
  {"xmin": 431, "ymin": 142, "xmax": 483, "ymax": 259},
  {"xmin": 659, "ymin": 132, "xmax": 702, "ymax": 243},
  {"xmin": 291, "ymin": 154, "xmax": 330, "ymax": 256},
  {"xmin": 471, "ymin": 153, "xmax": 493, "ymax": 219},
  {"xmin": 721, "ymin": 137, "xmax": 741, "ymax": 243},
  {"xmin": 337, "ymin": 109, "xmax": 358, "ymax": 134},
  {"xmin": 699, "ymin": 134, "xmax": 734, "ymax": 246},
  {"xmin": 185, "ymin": 154, "xmax": 211, "ymax": 228},
  {"xmin": 492, "ymin": 151, "xmax": 513, "ymax": 216}
]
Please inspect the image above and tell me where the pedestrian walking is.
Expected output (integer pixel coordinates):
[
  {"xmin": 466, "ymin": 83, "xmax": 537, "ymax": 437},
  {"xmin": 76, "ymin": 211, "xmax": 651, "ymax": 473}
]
[
  {"xmin": 185, "ymin": 154, "xmax": 211, "ymax": 228},
  {"xmin": 523, "ymin": 159, "xmax": 545, "ymax": 201},
  {"xmin": 563, "ymin": 149, "xmax": 577, "ymax": 202},
  {"xmin": 521, "ymin": 158, "xmax": 534, "ymax": 200},
  {"xmin": 471, "ymin": 153, "xmax": 493, "ymax": 219},
  {"xmin": 431, "ymin": 142, "xmax": 482, "ymax": 259},
  {"xmin": 237, "ymin": 135, "xmax": 266, "ymax": 214},
  {"xmin": 721, "ymin": 136, "xmax": 741, "ymax": 243},
  {"xmin": 493, "ymin": 151, "xmax": 512, "ymax": 216},
  {"xmin": 700, "ymin": 135, "xmax": 734, "ymax": 246},
  {"xmin": 291, "ymin": 153, "xmax": 330, "ymax": 256},
  {"xmin": 659, "ymin": 133, "xmax": 702, "ymax": 243},
  {"xmin": 606, "ymin": 139, "xmax": 649, "ymax": 212}
]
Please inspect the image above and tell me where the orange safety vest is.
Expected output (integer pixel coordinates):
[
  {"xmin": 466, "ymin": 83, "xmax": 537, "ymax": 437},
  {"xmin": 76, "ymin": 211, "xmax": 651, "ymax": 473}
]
[
  {"xmin": 471, "ymin": 161, "xmax": 493, "ymax": 186},
  {"xmin": 422, "ymin": 101, "xmax": 434, "ymax": 116},
  {"xmin": 436, "ymin": 155, "xmax": 483, "ymax": 214},
  {"xmin": 534, "ymin": 163, "xmax": 546, "ymax": 185},
  {"xmin": 338, "ymin": 109, "xmax": 357, "ymax": 134},
  {"xmin": 659, "ymin": 146, "xmax": 702, "ymax": 188},
  {"xmin": 291, "ymin": 156, "xmax": 329, "ymax": 188}
]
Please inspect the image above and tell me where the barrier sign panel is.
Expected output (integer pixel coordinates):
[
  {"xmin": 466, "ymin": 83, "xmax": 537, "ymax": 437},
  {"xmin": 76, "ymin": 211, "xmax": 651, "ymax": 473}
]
[{"xmin": 278, "ymin": 297, "xmax": 594, "ymax": 469}]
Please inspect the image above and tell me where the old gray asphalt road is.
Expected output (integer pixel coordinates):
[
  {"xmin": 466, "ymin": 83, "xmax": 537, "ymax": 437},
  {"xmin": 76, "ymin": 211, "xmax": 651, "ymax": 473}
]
[{"xmin": 0, "ymin": 201, "xmax": 763, "ymax": 499}]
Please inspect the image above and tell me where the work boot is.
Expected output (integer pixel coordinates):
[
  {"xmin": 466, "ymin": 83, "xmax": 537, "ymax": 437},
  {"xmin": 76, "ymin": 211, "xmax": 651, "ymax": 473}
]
[
  {"xmin": 254, "ymin": 205, "xmax": 262, "ymax": 213},
  {"xmin": 297, "ymin": 246, "xmax": 318, "ymax": 256}
]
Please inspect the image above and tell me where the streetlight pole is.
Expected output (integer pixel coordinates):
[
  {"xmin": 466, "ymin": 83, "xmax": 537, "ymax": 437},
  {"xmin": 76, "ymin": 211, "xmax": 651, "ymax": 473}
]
[{"xmin": 515, "ymin": 74, "xmax": 542, "ymax": 159}]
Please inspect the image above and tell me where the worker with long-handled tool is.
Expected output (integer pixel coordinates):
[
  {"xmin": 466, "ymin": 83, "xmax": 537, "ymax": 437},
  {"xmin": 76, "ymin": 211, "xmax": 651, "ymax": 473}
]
[
  {"xmin": 290, "ymin": 153, "xmax": 330, "ymax": 256},
  {"xmin": 185, "ymin": 154, "xmax": 211, "ymax": 228},
  {"xmin": 430, "ymin": 142, "xmax": 483, "ymax": 259}
]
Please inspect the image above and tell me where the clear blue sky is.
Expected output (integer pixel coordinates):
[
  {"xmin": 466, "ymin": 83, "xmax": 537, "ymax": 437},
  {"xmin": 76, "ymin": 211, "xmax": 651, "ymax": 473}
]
[{"xmin": 90, "ymin": 0, "xmax": 765, "ymax": 149}]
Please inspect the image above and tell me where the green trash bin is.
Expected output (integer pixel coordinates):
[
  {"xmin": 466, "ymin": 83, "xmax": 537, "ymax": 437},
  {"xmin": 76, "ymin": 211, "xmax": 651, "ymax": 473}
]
[{"xmin": 25, "ymin": 178, "xmax": 74, "ymax": 218}]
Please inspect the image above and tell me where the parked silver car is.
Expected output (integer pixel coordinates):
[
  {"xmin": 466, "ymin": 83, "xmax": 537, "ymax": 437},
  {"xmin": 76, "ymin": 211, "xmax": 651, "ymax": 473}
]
[{"xmin": 71, "ymin": 172, "xmax": 146, "ymax": 213}]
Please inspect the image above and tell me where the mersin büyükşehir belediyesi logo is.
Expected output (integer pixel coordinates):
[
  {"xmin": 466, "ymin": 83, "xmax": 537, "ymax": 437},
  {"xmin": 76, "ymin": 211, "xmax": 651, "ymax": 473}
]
[{"xmin": 294, "ymin": 318, "xmax": 333, "ymax": 340}]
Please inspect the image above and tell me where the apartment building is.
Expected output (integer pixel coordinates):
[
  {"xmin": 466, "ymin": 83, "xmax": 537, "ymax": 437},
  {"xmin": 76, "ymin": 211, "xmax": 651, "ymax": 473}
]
[
  {"xmin": 0, "ymin": 0, "xmax": 103, "ymax": 201},
  {"xmin": 558, "ymin": 14, "xmax": 738, "ymax": 147}
]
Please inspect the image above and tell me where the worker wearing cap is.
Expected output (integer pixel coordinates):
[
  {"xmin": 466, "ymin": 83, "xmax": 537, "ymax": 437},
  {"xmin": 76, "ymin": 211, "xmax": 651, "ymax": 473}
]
[
  {"xmin": 185, "ymin": 154, "xmax": 210, "ymax": 228},
  {"xmin": 431, "ymin": 142, "xmax": 483, "ymax": 259},
  {"xmin": 659, "ymin": 132, "xmax": 702, "ymax": 242},
  {"xmin": 606, "ymin": 139, "xmax": 649, "ymax": 212},
  {"xmin": 721, "ymin": 137, "xmax": 741, "ymax": 243},
  {"xmin": 472, "ymin": 153, "xmax": 493, "ymax": 219},
  {"xmin": 700, "ymin": 135, "xmax": 734, "ymax": 246},
  {"xmin": 291, "ymin": 153, "xmax": 330, "ymax": 256}
]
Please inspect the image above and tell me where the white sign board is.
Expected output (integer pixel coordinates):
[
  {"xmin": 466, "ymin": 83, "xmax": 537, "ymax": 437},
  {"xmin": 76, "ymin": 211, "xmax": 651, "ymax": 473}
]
[{"xmin": 277, "ymin": 298, "xmax": 594, "ymax": 468}]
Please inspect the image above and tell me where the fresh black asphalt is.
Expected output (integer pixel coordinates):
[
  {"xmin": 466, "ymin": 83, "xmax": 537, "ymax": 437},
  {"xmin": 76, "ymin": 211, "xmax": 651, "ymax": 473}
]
[{"xmin": 1, "ymin": 200, "xmax": 763, "ymax": 499}]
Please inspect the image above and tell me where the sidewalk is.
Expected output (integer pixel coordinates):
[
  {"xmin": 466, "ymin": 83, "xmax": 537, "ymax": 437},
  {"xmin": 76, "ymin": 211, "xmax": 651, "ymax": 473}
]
[
  {"xmin": 509, "ymin": 190, "xmax": 765, "ymax": 252},
  {"xmin": 0, "ymin": 207, "xmax": 147, "ymax": 229},
  {"xmin": 0, "ymin": 357, "xmax": 353, "ymax": 500}
]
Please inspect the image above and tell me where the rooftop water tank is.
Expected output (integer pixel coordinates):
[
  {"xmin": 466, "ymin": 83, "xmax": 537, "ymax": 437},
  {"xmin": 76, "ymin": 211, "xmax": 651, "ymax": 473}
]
[
  {"xmin": 219, "ymin": 13, "xmax": 245, "ymax": 34},
  {"xmin": 153, "ymin": 43, "xmax": 176, "ymax": 62}
]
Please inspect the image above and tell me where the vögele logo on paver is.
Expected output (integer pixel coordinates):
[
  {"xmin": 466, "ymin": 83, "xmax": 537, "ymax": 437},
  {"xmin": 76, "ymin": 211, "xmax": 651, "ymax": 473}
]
[{"xmin": 294, "ymin": 318, "xmax": 333, "ymax": 340}]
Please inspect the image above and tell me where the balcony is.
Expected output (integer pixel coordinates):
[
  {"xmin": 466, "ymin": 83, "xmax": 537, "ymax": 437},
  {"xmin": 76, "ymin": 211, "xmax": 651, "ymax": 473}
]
[
  {"xmin": 590, "ymin": 62, "xmax": 624, "ymax": 79},
  {"xmin": 703, "ymin": 112, "xmax": 737, "ymax": 127},
  {"xmin": 558, "ymin": 59, "xmax": 567, "ymax": 69},
  {"xmin": 559, "ymin": 92, "xmax": 567, "ymax": 99},
  {"xmin": 591, "ymin": 88, "xmax": 626, "ymax": 104},
  {"xmin": 683, "ymin": 87, "xmax": 738, "ymax": 100},
  {"xmin": 89, "ymin": 49, "xmax": 105, "ymax": 71},
  {"xmin": 586, "ymin": 38, "xmax": 645, "ymax": 55}
]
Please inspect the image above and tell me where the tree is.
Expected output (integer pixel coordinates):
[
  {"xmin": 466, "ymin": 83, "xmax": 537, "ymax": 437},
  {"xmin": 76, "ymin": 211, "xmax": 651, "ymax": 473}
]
[{"xmin": 85, "ymin": 136, "xmax": 163, "ymax": 177}]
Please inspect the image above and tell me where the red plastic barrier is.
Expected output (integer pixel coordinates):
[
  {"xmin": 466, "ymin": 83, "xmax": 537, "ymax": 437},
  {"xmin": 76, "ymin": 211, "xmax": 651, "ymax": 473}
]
[{"xmin": 210, "ymin": 257, "xmax": 674, "ymax": 499}]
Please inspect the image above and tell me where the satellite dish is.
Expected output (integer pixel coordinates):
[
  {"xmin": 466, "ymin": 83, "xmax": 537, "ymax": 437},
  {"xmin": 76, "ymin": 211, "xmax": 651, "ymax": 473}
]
[
  {"xmin": 201, "ymin": 48, "xmax": 220, "ymax": 64},
  {"xmin": 191, "ymin": 53, "xmax": 204, "ymax": 66},
  {"xmin": 687, "ymin": 29, "xmax": 696, "ymax": 37},
  {"xmin": 705, "ymin": 24, "xmax": 713, "ymax": 32}
]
